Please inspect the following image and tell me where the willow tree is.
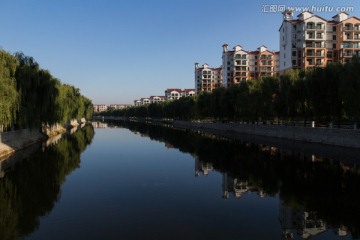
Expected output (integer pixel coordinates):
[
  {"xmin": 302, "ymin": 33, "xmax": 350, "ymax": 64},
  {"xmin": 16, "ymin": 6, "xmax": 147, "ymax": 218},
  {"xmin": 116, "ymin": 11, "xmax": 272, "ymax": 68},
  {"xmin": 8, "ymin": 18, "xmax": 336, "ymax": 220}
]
[{"xmin": 0, "ymin": 51, "xmax": 19, "ymax": 131}]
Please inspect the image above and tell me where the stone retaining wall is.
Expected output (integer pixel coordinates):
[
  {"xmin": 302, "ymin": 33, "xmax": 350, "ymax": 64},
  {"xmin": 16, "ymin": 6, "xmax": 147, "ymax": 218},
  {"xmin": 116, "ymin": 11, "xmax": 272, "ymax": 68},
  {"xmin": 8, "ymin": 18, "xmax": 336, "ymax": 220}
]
[
  {"xmin": 0, "ymin": 129, "xmax": 47, "ymax": 159},
  {"xmin": 173, "ymin": 121, "xmax": 360, "ymax": 149}
]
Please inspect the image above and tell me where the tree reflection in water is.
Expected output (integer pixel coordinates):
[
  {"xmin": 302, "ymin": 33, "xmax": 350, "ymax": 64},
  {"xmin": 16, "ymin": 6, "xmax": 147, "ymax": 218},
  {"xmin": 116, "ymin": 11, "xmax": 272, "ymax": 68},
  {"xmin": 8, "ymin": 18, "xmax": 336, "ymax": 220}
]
[
  {"xmin": 108, "ymin": 120, "xmax": 360, "ymax": 239},
  {"xmin": 0, "ymin": 125, "xmax": 94, "ymax": 240}
]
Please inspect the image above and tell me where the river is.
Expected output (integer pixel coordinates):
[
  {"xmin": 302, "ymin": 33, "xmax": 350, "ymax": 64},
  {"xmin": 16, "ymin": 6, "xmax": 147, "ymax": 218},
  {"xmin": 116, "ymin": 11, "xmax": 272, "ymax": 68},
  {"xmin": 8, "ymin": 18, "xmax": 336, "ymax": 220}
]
[{"xmin": 0, "ymin": 121, "xmax": 359, "ymax": 240}]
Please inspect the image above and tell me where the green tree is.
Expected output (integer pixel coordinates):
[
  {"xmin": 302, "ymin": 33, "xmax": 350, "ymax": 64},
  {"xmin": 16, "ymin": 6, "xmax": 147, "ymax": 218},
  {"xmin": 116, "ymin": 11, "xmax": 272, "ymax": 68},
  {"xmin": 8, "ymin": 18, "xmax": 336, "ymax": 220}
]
[{"xmin": 0, "ymin": 51, "xmax": 19, "ymax": 130}]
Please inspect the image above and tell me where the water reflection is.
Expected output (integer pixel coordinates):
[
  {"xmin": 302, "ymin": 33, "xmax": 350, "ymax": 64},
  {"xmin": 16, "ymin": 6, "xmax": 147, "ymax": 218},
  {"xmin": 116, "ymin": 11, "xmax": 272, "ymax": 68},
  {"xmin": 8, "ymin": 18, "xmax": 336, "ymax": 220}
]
[
  {"xmin": 0, "ymin": 125, "xmax": 94, "ymax": 240},
  {"xmin": 104, "ymin": 120, "xmax": 360, "ymax": 239}
]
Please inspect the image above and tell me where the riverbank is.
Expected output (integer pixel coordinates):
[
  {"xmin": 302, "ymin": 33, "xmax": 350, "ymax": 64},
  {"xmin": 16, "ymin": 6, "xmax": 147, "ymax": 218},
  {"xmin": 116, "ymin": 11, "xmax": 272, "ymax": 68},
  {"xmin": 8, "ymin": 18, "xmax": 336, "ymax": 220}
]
[
  {"xmin": 171, "ymin": 120, "xmax": 360, "ymax": 149},
  {"xmin": 0, "ymin": 129, "xmax": 47, "ymax": 161},
  {"xmin": 0, "ymin": 118, "xmax": 87, "ymax": 160},
  {"xmin": 99, "ymin": 117, "xmax": 360, "ymax": 149}
]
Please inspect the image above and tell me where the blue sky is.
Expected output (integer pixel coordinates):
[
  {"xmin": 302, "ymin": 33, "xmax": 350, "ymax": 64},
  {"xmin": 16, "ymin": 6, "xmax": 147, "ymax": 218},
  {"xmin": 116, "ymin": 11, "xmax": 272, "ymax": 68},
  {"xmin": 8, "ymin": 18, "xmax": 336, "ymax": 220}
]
[{"xmin": 1, "ymin": 0, "xmax": 359, "ymax": 104}]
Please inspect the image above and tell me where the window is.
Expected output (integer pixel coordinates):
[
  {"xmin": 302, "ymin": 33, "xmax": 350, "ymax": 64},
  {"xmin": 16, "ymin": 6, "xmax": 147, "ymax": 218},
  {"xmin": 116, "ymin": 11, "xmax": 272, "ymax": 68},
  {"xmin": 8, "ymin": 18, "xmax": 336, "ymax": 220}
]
[
  {"xmin": 333, "ymin": 43, "xmax": 336, "ymax": 49},
  {"xmin": 332, "ymin": 35, "xmax": 336, "ymax": 40},
  {"xmin": 292, "ymin": 60, "xmax": 297, "ymax": 66},
  {"xmin": 333, "ymin": 26, "xmax": 336, "ymax": 31},
  {"xmin": 292, "ymin": 51, "xmax": 296, "ymax": 57}
]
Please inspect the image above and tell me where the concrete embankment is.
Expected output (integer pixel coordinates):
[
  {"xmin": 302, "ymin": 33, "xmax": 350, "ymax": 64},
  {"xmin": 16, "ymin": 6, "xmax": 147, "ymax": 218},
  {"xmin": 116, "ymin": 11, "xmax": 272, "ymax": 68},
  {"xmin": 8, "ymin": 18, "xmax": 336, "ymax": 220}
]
[
  {"xmin": 0, "ymin": 118, "xmax": 87, "ymax": 160},
  {"xmin": 172, "ymin": 120, "xmax": 360, "ymax": 149},
  {"xmin": 0, "ymin": 129, "xmax": 47, "ymax": 160}
]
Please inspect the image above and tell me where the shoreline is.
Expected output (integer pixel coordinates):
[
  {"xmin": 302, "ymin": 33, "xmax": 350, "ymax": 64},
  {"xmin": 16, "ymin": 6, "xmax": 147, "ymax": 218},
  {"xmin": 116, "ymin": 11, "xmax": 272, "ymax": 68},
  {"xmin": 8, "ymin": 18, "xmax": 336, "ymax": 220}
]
[
  {"xmin": 96, "ymin": 117, "xmax": 360, "ymax": 162},
  {"xmin": 97, "ymin": 116, "xmax": 360, "ymax": 149},
  {"xmin": 171, "ymin": 120, "xmax": 360, "ymax": 149},
  {"xmin": 0, "ymin": 119, "xmax": 87, "ymax": 161},
  {"xmin": 0, "ymin": 129, "xmax": 48, "ymax": 161}
]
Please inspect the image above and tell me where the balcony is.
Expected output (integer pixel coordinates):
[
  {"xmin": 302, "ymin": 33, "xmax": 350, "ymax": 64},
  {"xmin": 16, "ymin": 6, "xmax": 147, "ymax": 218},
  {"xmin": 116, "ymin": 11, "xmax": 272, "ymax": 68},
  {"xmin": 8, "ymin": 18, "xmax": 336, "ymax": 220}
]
[
  {"xmin": 306, "ymin": 42, "xmax": 325, "ymax": 48},
  {"xmin": 305, "ymin": 34, "xmax": 324, "ymax": 40},
  {"xmin": 306, "ymin": 25, "xmax": 325, "ymax": 31},
  {"xmin": 306, "ymin": 51, "xmax": 324, "ymax": 57},
  {"xmin": 344, "ymin": 51, "xmax": 354, "ymax": 57},
  {"xmin": 341, "ymin": 43, "xmax": 360, "ymax": 49}
]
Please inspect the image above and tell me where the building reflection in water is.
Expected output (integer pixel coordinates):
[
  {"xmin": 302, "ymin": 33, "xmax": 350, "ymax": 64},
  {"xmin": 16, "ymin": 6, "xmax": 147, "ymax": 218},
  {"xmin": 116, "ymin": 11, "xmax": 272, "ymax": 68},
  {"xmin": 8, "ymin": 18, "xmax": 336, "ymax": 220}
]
[
  {"xmin": 94, "ymin": 120, "xmax": 360, "ymax": 238},
  {"xmin": 92, "ymin": 121, "xmax": 108, "ymax": 128},
  {"xmin": 194, "ymin": 157, "xmax": 214, "ymax": 177},
  {"xmin": 279, "ymin": 201, "xmax": 326, "ymax": 239},
  {"xmin": 221, "ymin": 172, "xmax": 267, "ymax": 199}
]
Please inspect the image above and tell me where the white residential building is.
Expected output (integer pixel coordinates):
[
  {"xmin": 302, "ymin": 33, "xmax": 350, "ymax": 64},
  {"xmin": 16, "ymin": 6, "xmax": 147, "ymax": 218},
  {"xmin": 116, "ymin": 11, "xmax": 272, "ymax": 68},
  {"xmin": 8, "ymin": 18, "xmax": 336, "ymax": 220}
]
[
  {"xmin": 93, "ymin": 104, "xmax": 108, "ymax": 113},
  {"xmin": 222, "ymin": 44, "xmax": 279, "ymax": 88},
  {"xmin": 150, "ymin": 96, "xmax": 165, "ymax": 103},
  {"xmin": 194, "ymin": 63, "xmax": 222, "ymax": 93},
  {"xmin": 165, "ymin": 88, "xmax": 182, "ymax": 100},
  {"xmin": 279, "ymin": 10, "xmax": 360, "ymax": 73},
  {"xmin": 181, "ymin": 89, "xmax": 196, "ymax": 97}
]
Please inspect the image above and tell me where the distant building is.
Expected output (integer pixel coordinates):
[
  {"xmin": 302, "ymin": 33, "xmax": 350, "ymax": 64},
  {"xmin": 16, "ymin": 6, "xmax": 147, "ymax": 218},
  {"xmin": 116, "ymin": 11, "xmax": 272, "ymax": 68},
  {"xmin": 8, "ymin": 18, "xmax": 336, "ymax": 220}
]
[
  {"xmin": 165, "ymin": 88, "xmax": 182, "ymax": 100},
  {"xmin": 222, "ymin": 44, "xmax": 279, "ymax": 88},
  {"xmin": 134, "ymin": 100, "xmax": 142, "ymax": 106},
  {"xmin": 94, "ymin": 104, "xmax": 132, "ymax": 112},
  {"xmin": 140, "ymin": 98, "xmax": 151, "ymax": 105},
  {"xmin": 150, "ymin": 96, "xmax": 165, "ymax": 103},
  {"xmin": 109, "ymin": 104, "xmax": 132, "ymax": 110},
  {"xmin": 181, "ymin": 89, "xmax": 196, "ymax": 97},
  {"xmin": 93, "ymin": 104, "xmax": 108, "ymax": 113},
  {"xmin": 165, "ymin": 88, "xmax": 195, "ymax": 100},
  {"xmin": 195, "ymin": 63, "xmax": 222, "ymax": 93}
]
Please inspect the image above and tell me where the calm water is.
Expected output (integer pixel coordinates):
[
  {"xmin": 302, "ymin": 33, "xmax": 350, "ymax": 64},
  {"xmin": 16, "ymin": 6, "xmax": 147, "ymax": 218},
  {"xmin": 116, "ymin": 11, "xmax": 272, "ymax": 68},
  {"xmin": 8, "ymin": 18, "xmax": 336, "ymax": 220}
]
[{"xmin": 0, "ymin": 121, "xmax": 360, "ymax": 240}]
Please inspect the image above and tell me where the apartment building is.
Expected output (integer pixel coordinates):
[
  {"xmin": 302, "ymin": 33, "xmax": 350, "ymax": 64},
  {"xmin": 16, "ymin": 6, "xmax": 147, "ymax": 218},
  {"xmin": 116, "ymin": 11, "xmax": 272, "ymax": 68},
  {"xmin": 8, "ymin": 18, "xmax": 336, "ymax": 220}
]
[
  {"xmin": 150, "ymin": 96, "xmax": 165, "ymax": 103},
  {"xmin": 181, "ymin": 89, "xmax": 196, "ymax": 97},
  {"xmin": 279, "ymin": 10, "xmax": 360, "ymax": 73},
  {"xmin": 93, "ymin": 104, "xmax": 108, "ymax": 113},
  {"xmin": 164, "ymin": 88, "xmax": 196, "ymax": 100},
  {"xmin": 194, "ymin": 63, "xmax": 222, "ymax": 93},
  {"xmin": 165, "ymin": 89, "xmax": 182, "ymax": 100},
  {"xmin": 140, "ymin": 98, "xmax": 151, "ymax": 105},
  {"xmin": 134, "ymin": 100, "xmax": 142, "ymax": 106},
  {"xmin": 222, "ymin": 44, "xmax": 280, "ymax": 88},
  {"xmin": 109, "ymin": 104, "xmax": 132, "ymax": 110}
]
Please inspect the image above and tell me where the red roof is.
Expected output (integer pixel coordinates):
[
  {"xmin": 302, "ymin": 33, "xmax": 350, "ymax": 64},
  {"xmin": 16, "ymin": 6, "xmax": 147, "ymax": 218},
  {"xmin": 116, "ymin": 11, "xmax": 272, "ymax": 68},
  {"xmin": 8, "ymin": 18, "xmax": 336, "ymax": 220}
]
[
  {"xmin": 150, "ymin": 96, "xmax": 165, "ymax": 99},
  {"xmin": 183, "ymin": 89, "xmax": 195, "ymax": 93},
  {"xmin": 166, "ymin": 88, "xmax": 182, "ymax": 92},
  {"xmin": 332, "ymin": 12, "xmax": 349, "ymax": 18}
]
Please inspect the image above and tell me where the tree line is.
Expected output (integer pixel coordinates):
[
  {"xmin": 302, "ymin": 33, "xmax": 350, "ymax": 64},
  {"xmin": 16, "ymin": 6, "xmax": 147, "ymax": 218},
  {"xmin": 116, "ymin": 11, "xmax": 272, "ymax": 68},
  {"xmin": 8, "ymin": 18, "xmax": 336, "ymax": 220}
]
[
  {"xmin": 0, "ymin": 50, "xmax": 93, "ymax": 131},
  {"xmin": 102, "ymin": 56, "xmax": 360, "ymax": 127}
]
